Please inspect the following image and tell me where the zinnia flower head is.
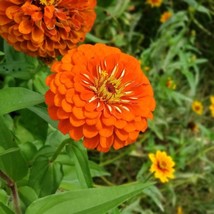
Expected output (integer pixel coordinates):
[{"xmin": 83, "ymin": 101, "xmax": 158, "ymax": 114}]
[
  {"xmin": 160, "ymin": 11, "xmax": 172, "ymax": 23},
  {"xmin": 149, "ymin": 150, "xmax": 175, "ymax": 183},
  {"xmin": 45, "ymin": 43, "xmax": 156, "ymax": 152},
  {"xmin": 192, "ymin": 100, "xmax": 203, "ymax": 115},
  {"xmin": 146, "ymin": 0, "xmax": 162, "ymax": 7},
  {"xmin": 0, "ymin": 0, "xmax": 97, "ymax": 58}
]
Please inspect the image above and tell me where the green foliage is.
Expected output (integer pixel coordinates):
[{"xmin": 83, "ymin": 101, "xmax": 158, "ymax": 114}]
[
  {"xmin": 0, "ymin": 0, "xmax": 214, "ymax": 214},
  {"xmin": 25, "ymin": 182, "xmax": 153, "ymax": 214}
]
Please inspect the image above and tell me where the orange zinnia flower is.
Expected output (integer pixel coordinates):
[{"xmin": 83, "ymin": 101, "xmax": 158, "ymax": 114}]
[
  {"xmin": 45, "ymin": 44, "xmax": 156, "ymax": 152},
  {"xmin": 0, "ymin": 0, "xmax": 97, "ymax": 58}
]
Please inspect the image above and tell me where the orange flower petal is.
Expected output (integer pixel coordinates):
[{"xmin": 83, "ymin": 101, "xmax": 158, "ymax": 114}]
[
  {"xmin": 69, "ymin": 114, "xmax": 85, "ymax": 127},
  {"xmin": 19, "ymin": 19, "xmax": 33, "ymax": 34},
  {"xmin": 99, "ymin": 125, "xmax": 114, "ymax": 137},
  {"xmin": 83, "ymin": 135, "xmax": 99, "ymax": 149},
  {"xmin": 113, "ymin": 136, "xmax": 125, "ymax": 150},
  {"xmin": 115, "ymin": 129, "xmax": 129, "ymax": 141},
  {"xmin": 61, "ymin": 99, "xmax": 72, "ymax": 112},
  {"xmin": 83, "ymin": 125, "xmax": 99, "ymax": 138},
  {"xmin": 31, "ymin": 26, "xmax": 44, "ymax": 43},
  {"xmin": 57, "ymin": 108, "xmax": 69, "ymax": 119},
  {"xmin": 73, "ymin": 106, "xmax": 85, "ymax": 120},
  {"xmin": 69, "ymin": 126, "xmax": 83, "ymax": 141},
  {"xmin": 48, "ymin": 106, "xmax": 59, "ymax": 120},
  {"xmin": 58, "ymin": 119, "xmax": 71, "ymax": 134}
]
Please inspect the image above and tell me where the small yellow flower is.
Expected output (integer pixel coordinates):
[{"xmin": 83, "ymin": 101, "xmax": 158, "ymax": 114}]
[
  {"xmin": 210, "ymin": 96, "xmax": 214, "ymax": 104},
  {"xmin": 177, "ymin": 206, "xmax": 183, "ymax": 214},
  {"xmin": 160, "ymin": 11, "xmax": 172, "ymax": 23},
  {"xmin": 192, "ymin": 100, "xmax": 203, "ymax": 115},
  {"xmin": 149, "ymin": 151, "xmax": 175, "ymax": 183},
  {"xmin": 209, "ymin": 104, "xmax": 214, "ymax": 117},
  {"xmin": 146, "ymin": 0, "xmax": 162, "ymax": 7},
  {"xmin": 166, "ymin": 77, "xmax": 176, "ymax": 90}
]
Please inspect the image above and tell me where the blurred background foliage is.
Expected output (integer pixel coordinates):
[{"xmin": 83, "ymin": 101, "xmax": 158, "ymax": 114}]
[{"xmin": 0, "ymin": 0, "xmax": 214, "ymax": 213}]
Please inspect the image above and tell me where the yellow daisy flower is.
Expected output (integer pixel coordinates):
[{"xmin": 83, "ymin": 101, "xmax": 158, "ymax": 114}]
[
  {"xmin": 191, "ymin": 100, "xmax": 203, "ymax": 115},
  {"xmin": 146, "ymin": 0, "xmax": 162, "ymax": 7},
  {"xmin": 209, "ymin": 104, "xmax": 214, "ymax": 117},
  {"xmin": 177, "ymin": 206, "xmax": 183, "ymax": 214},
  {"xmin": 210, "ymin": 96, "xmax": 214, "ymax": 104},
  {"xmin": 149, "ymin": 151, "xmax": 175, "ymax": 183}
]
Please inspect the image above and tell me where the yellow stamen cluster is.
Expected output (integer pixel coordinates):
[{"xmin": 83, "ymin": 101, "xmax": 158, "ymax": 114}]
[
  {"xmin": 39, "ymin": 0, "xmax": 55, "ymax": 6},
  {"xmin": 93, "ymin": 66, "xmax": 124, "ymax": 103}
]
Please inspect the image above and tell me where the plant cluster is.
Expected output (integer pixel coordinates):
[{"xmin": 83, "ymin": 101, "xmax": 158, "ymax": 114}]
[{"xmin": 0, "ymin": 0, "xmax": 214, "ymax": 214}]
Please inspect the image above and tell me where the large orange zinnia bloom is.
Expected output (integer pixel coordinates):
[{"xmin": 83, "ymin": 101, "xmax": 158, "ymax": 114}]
[
  {"xmin": 0, "ymin": 0, "xmax": 96, "ymax": 57},
  {"xmin": 45, "ymin": 44, "xmax": 156, "ymax": 152}
]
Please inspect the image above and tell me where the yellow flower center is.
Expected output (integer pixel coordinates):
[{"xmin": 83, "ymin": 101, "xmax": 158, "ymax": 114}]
[
  {"xmin": 93, "ymin": 65, "xmax": 125, "ymax": 103},
  {"xmin": 39, "ymin": 0, "xmax": 55, "ymax": 5}
]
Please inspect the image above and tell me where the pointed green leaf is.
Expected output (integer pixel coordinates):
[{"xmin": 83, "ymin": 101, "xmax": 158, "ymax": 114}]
[
  {"xmin": 29, "ymin": 156, "xmax": 63, "ymax": 197},
  {"xmin": 28, "ymin": 106, "xmax": 58, "ymax": 129},
  {"xmin": 0, "ymin": 87, "xmax": 44, "ymax": 115},
  {"xmin": 26, "ymin": 182, "xmax": 153, "ymax": 214},
  {"xmin": 69, "ymin": 142, "xmax": 93, "ymax": 188},
  {"xmin": 0, "ymin": 203, "xmax": 14, "ymax": 214},
  {"xmin": 0, "ymin": 116, "xmax": 28, "ymax": 181}
]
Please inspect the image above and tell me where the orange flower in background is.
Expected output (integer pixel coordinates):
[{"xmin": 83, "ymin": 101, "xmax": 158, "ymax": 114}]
[
  {"xmin": 149, "ymin": 150, "xmax": 175, "ymax": 183},
  {"xmin": 45, "ymin": 44, "xmax": 156, "ymax": 152},
  {"xmin": 160, "ymin": 11, "xmax": 172, "ymax": 23},
  {"xmin": 146, "ymin": 0, "xmax": 162, "ymax": 7},
  {"xmin": 192, "ymin": 100, "xmax": 203, "ymax": 115},
  {"xmin": 0, "ymin": 0, "xmax": 97, "ymax": 58}
]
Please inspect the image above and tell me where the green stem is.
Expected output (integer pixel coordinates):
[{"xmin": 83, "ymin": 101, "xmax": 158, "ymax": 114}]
[
  {"xmin": 0, "ymin": 170, "xmax": 22, "ymax": 214},
  {"xmin": 99, "ymin": 147, "xmax": 132, "ymax": 166},
  {"xmin": 187, "ymin": 145, "xmax": 214, "ymax": 165},
  {"xmin": 49, "ymin": 138, "xmax": 71, "ymax": 162}
]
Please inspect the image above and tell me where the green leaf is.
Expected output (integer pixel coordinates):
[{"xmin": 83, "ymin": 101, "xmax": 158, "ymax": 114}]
[
  {"xmin": 0, "ymin": 87, "xmax": 44, "ymax": 115},
  {"xmin": 86, "ymin": 33, "xmax": 109, "ymax": 44},
  {"xmin": 26, "ymin": 181, "xmax": 153, "ymax": 214},
  {"xmin": 0, "ymin": 116, "xmax": 28, "ymax": 181},
  {"xmin": 89, "ymin": 161, "xmax": 110, "ymax": 177},
  {"xmin": 0, "ymin": 203, "xmax": 14, "ymax": 214},
  {"xmin": 107, "ymin": 0, "xmax": 129, "ymax": 18},
  {"xmin": 143, "ymin": 186, "xmax": 164, "ymax": 212},
  {"xmin": 19, "ymin": 186, "xmax": 38, "ymax": 206},
  {"xmin": 28, "ymin": 106, "xmax": 58, "ymax": 129},
  {"xmin": 0, "ymin": 189, "xmax": 9, "ymax": 204},
  {"xmin": 18, "ymin": 109, "xmax": 48, "ymax": 142},
  {"xmin": 69, "ymin": 142, "xmax": 93, "ymax": 188},
  {"xmin": 29, "ymin": 156, "xmax": 63, "ymax": 197},
  {"xmin": 0, "ymin": 147, "xmax": 20, "ymax": 157}
]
